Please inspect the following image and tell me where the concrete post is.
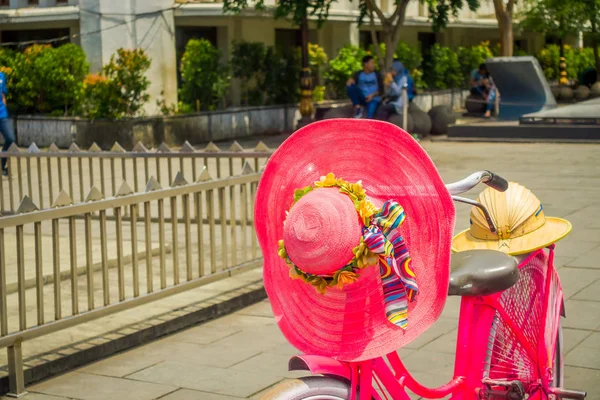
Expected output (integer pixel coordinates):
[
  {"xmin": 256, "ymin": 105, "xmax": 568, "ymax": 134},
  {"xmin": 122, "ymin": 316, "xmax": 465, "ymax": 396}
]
[{"xmin": 79, "ymin": 0, "xmax": 178, "ymax": 115}]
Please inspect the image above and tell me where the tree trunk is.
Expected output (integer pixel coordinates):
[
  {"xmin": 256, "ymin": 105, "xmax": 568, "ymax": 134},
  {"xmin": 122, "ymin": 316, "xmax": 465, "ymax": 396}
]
[
  {"xmin": 493, "ymin": 0, "xmax": 514, "ymax": 57},
  {"xmin": 366, "ymin": 0, "xmax": 409, "ymax": 72},
  {"xmin": 300, "ymin": 17, "xmax": 309, "ymax": 71},
  {"xmin": 498, "ymin": 14, "xmax": 513, "ymax": 56},
  {"xmin": 559, "ymin": 38, "xmax": 565, "ymax": 58},
  {"xmin": 593, "ymin": 43, "xmax": 600, "ymax": 82}
]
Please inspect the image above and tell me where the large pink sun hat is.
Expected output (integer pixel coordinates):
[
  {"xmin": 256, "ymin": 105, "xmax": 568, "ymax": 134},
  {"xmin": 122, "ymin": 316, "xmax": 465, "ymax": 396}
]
[{"xmin": 255, "ymin": 119, "xmax": 455, "ymax": 362}]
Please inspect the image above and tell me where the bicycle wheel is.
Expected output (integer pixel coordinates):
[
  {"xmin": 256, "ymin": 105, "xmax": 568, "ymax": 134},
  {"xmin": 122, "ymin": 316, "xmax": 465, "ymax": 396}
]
[
  {"xmin": 259, "ymin": 376, "xmax": 352, "ymax": 400},
  {"xmin": 483, "ymin": 249, "xmax": 563, "ymax": 399}
]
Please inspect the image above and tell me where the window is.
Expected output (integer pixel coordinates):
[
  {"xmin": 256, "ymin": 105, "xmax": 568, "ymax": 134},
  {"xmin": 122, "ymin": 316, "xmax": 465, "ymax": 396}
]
[
  {"xmin": 0, "ymin": 0, "xmax": 9, "ymax": 6},
  {"xmin": 275, "ymin": 29, "xmax": 318, "ymax": 55},
  {"xmin": 359, "ymin": 31, "xmax": 383, "ymax": 50},
  {"xmin": 1, "ymin": 28, "xmax": 70, "ymax": 49},
  {"xmin": 28, "ymin": 0, "xmax": 39, "ymax": 5}
]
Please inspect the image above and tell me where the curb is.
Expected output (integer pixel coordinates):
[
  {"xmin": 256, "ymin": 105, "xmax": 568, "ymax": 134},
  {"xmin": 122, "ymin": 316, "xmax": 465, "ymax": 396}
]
[{"xmin": 0, "ymin": 281, "xmax": 267, "ymax": 395}]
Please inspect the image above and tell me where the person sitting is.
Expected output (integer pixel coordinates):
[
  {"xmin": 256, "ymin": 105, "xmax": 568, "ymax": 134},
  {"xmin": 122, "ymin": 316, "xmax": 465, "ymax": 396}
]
[
  {"xmin": 346, "ymin": 55, "xmax": 383, "ymax": 119},
  {"xmin": 380, "ymin": 60, "xmax": 415, "ymax": 120},
  {"xmin": 470, "ymin": 63, "xmax": 498, "ymax": 118}
]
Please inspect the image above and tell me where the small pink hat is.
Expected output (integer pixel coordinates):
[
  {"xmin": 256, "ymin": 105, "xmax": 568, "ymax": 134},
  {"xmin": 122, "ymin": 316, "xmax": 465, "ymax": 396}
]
[{"xmin": 255, "ymin": 119, "xmax": 455, "ymax": 362}]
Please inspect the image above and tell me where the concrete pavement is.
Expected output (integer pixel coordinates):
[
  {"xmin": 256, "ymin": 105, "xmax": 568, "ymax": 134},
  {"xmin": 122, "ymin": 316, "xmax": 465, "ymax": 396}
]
[{"xmin": 4, "ymin": 139, "xmax": 600, "ymax": 399}]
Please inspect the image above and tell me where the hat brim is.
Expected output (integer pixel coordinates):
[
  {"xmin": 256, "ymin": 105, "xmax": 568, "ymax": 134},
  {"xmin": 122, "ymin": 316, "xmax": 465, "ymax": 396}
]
[
  {"xmin": 452, "ymin": 217, "xmax": 572, "ymax": 256},
  {"xmin": 255, "ymin": 119, "xmax": 456, "ymax": 362}
]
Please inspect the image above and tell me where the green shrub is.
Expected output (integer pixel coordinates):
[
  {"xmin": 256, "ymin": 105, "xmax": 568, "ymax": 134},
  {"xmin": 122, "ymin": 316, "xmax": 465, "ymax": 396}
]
[
  {"xmin": 308, "ymin": 43, "xmax": 328, "ymax": 86},
  {"xmin": 324, "ymin": 45, "xmax": 367, "ymax": 99},
  {"xmin": 231, "ymin": 41, "xmax": 300, "ymax": 106},
  {"xmin": 3, "ymin": 44, "xmax": 88, "ymax": 115},
  {"xmin": 179, "ymin": 39, "xmax": 230, "ymax": 111},
  {"xmin": 423, "ymin": 44, "xmax": 462, "ymax": 90},
  {"xmin": 294, "ymin": 42, "xmax": 328, "ymax": 93},
  {"xmin": 81, "ymin": 48, "xmax": 151, "ymax": 119},
  {"xmin": 313, "ymin": 85, "xmax": 326, "ymax": 102},
  {"xmin": 457, "ymin": 41, "xmax": 494, "ymax": 87},
  {"xmin": 49, "ymin": 44, "xmax": 89, "ymax": 115},
  {"xmin": 263, "ymin": 47, "xmax": 300, "ymax": 105},
  {"xmin": 536, "ymin": 44, "xmax": 597, "ymax": 81},
  {"xmin": 231, "ymin": 41, "xmax": 268, "ymax": 106},
  {"xmin": 394, "ymin": 42, "xmax": 423, "ymax": 72}
]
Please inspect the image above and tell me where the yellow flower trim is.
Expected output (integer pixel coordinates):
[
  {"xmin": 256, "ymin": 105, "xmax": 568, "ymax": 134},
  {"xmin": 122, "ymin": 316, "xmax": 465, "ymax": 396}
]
[{"xmin": 278, "ymin": 173, "xmax": 381, "ymax": 294}]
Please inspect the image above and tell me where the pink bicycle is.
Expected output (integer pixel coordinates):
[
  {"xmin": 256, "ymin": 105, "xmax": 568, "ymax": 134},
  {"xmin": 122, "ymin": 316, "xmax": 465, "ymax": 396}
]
[{"xmin": 260, "ymin": 171, "xmax": 586, "ymax": 400}]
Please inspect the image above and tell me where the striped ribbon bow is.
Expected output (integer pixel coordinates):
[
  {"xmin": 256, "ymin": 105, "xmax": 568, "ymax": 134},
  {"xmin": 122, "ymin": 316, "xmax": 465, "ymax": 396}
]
[{"xmin": 362, "ymin": 201, "xmax": 418, "ymax": 329}]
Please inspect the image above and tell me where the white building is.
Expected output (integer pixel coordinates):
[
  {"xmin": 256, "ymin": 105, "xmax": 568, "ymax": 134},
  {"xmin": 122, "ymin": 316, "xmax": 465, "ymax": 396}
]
[{"xmin": 0, "ymin": 0, "xmax": 545, "ymax": 112}]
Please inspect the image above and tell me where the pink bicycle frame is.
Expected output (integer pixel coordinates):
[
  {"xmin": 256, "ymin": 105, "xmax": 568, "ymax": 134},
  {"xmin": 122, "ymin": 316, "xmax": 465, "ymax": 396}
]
[{"xmin": 289, "ymin": 247, "xmax": 564, "ymax": 400}]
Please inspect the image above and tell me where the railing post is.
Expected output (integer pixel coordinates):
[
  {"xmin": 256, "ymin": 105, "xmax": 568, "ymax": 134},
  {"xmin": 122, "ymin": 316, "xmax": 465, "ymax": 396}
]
[
  {"xmin": 7, "ymin": 341, "xmax": 26, "ymax": 397},
  {"xmin": 402, "ymin": 84, "xmax": 409, "ymax": 131}
]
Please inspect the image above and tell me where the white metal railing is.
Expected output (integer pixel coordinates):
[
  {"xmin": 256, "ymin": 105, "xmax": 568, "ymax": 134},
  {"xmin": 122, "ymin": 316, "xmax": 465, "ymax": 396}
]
[{"xmin": 0, "ymin": 164, "xmax": 263, "ymax": 396}]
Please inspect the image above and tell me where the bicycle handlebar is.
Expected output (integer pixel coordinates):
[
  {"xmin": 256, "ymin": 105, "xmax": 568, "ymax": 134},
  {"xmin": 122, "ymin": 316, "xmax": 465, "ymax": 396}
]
[{"xmin": 445, "ymin": 170, "xmax": 509, "ymax": 196}]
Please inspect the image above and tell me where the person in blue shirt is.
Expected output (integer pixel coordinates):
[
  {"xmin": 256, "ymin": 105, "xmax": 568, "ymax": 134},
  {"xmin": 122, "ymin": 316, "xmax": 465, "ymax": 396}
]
[
  {"xmin": 470, "ymin": 63, "xmax": 497, "ymax": 118},
  {"xmin": 346, "ymin": 55, "xmax": 383, "ymax": 119},
  {"xmin": 380, "ymin": 60, "xmax": 416, "ymax": 120},
  {"xmin": 0, "ymin": 71, "xmax": 14, "ymax": 176}
]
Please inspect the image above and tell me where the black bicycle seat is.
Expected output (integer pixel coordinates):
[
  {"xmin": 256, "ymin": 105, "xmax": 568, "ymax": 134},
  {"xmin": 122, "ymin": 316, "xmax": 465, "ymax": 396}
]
[{"xmin": 448, "ymin": 250, "xmax": 519, "ymax": 296}]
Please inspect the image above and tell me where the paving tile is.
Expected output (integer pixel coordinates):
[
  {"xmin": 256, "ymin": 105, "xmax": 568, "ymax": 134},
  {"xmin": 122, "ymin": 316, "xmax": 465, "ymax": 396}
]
[
  {"xmin": 236, "ymin": 301, "xmax": 274, "ymax": 318},
  {"xmin": 397, "ymin": 350, "xmax": 456, "ymax": 373},
  {"xmin": 404, "ymin": 317, "xmax": 458, "ymax": 350},
  {"xmin": 229, "ymin": 351, "xmax": 307, "ymax": 379},
  {"xmin": 159, "ymin": 388, "xmax": 243, "ymax": 400},
  {"xmin": 78, "ymin": 346, "xmax": 165, "ymax": 378},
  {"xmin": 572, "ymin": 278, "xmax": 600, "ymax": 301},
  {"xmin": 128, "ymin": 361, "xmax": 281, "ymax": 398},
  {"xmin": 565, "ymin": 345, "xmax": 600, "ymax": 370},
  {"xmin": 554, "ymin": 255, "xmax": 577, "ymax": 269},
  {"xmin": 563, "ymin": 328, "xmax": 593, "ymax": 355},
  {"xmin": 163, "ymin": 324, "xmax": 243, "ymax": 346},
  {"xmin": 555, "ymin": 240, "xmax": 599, "ymax": 259},
  {"xmin": 562, "ymin": 300, "xmax": 600, "ymax": 330},
  {"xmin": 564, "ymin": 366, "xmax": 600, "ymax": 395},
  {"xmin": 29, "ymin": 372, "xmax": 176, "ymax": 400},
  {"xmin": 133, "ymin": 339, "xmax": 263, "ymax": 369},
  {"xmin": 421, "ymin": 329, "xmax": 458, "ymax": 354},
  {"xmin": 568, "ymin": 247, "xmax": 600, "ymax": 269},
  {"xmin": 440, "ymin": 296, "xmax": 461, "ymax": 319},
  {"xmin": 2, "ymin": 393, "xmax": 69, "ymax": 400},
  {"xmin": 559, "ymin": 268, "xmax": 600, "ymax": 299},
  {"xmin": 265, "ymin": 341, "xmax": 300, "ymax": 357},
  {"xmin": 578, "ymin": 332, "xmax": 600, "ymax": 349}
]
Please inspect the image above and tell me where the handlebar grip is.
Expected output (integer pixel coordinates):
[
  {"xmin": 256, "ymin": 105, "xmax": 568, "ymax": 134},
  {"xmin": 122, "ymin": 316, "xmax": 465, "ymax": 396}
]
[{"xmin": 485, "ymin": 172, "xmax": 509, "ymax": 192}]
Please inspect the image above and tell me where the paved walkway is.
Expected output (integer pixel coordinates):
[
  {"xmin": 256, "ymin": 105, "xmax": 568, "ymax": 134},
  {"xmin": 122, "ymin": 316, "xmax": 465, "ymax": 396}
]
[{"xmin": 5, "ymin": 139, "xmax": 600, "ymax": 399}]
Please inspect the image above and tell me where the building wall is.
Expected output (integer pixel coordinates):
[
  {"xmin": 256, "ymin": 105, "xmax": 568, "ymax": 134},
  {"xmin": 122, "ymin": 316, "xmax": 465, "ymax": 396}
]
[
  {"xmin": 0, "ymin": 0, "xmax": 550, "ymax": 112},
  {"xmin": 79, "ymin": 0, "xmax": 178, "ymax": 115}
]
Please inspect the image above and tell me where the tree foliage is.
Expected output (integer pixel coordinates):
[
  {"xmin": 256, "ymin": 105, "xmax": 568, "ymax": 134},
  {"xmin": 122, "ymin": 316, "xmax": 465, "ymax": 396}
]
[
  {"xmin": 224, "ymin": 0, "xmax": 481, "ymax": 72},
  {"xmin": 180, "ymin": 39, "xmax": 230, "ymax": 111},
  {"xmin": 81, "ymin": 48, "xmax": 151, "ymax": 119},
  {"xmin": 520, "ymin": 0, "xmax": 586, "ymax": 42},
  {"xmin": 223, "ymin": 0, "xmax": 336, "ymax": 27}
]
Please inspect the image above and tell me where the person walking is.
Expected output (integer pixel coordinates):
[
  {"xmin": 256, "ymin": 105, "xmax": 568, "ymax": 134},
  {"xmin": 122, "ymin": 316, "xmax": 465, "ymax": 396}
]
[
  {"xmin": 346, "ymin": 55, "xmax": 383, "ymax": 119},
  {"xmin": 0, "ymin": 70, "xmax": 14, "ymax": 176}
]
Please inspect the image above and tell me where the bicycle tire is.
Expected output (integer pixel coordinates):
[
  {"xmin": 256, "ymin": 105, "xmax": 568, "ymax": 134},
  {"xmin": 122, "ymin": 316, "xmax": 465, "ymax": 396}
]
[{"xmin": 258, "ymin": 376, "xmax": 373, "ymax": 400}]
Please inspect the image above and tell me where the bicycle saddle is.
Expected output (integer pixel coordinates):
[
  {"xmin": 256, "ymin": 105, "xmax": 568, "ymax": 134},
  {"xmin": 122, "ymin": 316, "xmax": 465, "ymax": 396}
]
[{"xmin": 448, "ymin": 250, "xmax": 519, "ymax": 296}]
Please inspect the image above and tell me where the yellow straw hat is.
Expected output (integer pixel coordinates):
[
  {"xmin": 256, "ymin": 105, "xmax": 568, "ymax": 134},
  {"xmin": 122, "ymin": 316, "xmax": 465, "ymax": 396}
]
[{"xmin": 452, "ymin": 182, "xmax": 572, "ymax": 256}]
